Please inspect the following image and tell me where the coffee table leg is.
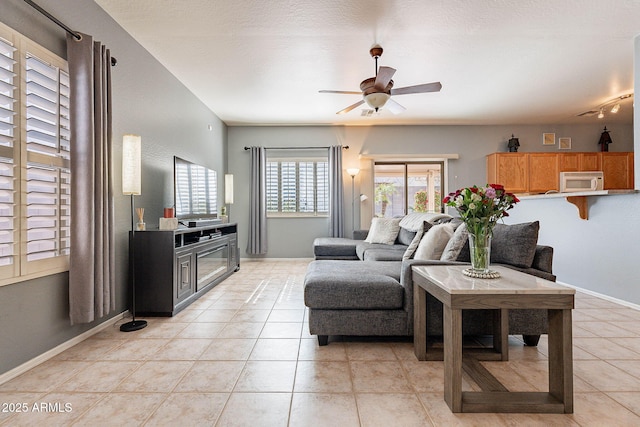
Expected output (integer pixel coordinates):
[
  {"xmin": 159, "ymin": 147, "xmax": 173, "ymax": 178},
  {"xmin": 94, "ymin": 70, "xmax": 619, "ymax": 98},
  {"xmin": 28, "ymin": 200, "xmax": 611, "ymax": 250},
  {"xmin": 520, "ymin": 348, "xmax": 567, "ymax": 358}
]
[
  {"xmin": 493, "ymin": 308, "xmax": 509, "ymax": 361},
  {"xmin": 414, "ymin": 284, "xmax": 427, "ymax": 361},
  {"xmin": 548, "ymin": 308, "xmax": 574, "ymax": 413},
  {"xmin": 444, "ymin": 305, "xmax": 463, "ymax": 412}
]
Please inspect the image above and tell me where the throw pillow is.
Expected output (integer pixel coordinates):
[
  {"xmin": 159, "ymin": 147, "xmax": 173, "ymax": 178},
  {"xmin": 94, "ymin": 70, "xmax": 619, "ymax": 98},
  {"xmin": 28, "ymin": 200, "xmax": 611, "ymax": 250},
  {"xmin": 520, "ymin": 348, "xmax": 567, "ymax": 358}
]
[
  {"xmin": 397, "ymin": 227, "xmax": 418, "ymax": 246},
  {"xmin": 414, "ymin": 223, "xmax": 455, "ymax": 260},
  {"xmin": 440, "ymin": 223, "xmax": 469, "ymax": 261},
  {"xmin": 491, "ymin": 221, "xmax": 540, "ymax": 268},
  {"xmin": 402, "ymin": 221, "xmax": 433, "ymax": 260},
  {"xmin": 365, "ymin": 217, "xmax": 402, "ymax": 245}
]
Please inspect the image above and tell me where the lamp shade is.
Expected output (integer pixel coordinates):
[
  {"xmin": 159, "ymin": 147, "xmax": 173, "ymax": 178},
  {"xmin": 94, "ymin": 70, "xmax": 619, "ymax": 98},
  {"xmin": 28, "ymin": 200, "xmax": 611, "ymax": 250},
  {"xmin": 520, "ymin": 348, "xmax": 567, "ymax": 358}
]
[
  {"xmin": 224, "ymin": 174, "xmax": 234, "ymax": 204},
  {"xmin": 122, "ymin": 134, "xmax": 141, "ymax": 195},
  {"xmin": 346, "ymin": 168, "xmax": 360, "ymax": 177}
]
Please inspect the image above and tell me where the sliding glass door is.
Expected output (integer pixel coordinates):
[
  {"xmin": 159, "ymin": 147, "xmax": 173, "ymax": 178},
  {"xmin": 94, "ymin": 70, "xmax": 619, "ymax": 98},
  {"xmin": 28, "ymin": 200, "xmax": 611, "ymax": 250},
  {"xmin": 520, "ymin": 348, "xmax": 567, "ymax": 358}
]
[{"xmin": 373, "ymin": 162, "xmax": 444, "ymax": 217}]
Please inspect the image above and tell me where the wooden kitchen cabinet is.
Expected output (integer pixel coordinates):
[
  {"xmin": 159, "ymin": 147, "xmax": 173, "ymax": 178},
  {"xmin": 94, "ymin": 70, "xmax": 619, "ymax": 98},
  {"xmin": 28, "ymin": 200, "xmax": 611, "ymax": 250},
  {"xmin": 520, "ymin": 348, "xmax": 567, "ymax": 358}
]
[
  {"xmin": 601, "ymin": 152, "xmax": 634, "ymax": 189},
  {"xmin": 529, "ymin": 153, "xmax": 559, "ymax": 193},
  {"xmin": 487, "ymin": 152, "xmax": 634, "ymax": 193},
  {"xmin": 486, "ymin": 153, "xmax": 528, "ymax": 193}
]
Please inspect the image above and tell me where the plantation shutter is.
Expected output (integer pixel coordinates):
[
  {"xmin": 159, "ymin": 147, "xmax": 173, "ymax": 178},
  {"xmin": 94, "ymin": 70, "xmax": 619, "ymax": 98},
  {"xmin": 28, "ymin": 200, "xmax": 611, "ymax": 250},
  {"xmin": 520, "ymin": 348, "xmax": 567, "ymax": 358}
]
[
  {"xmin": 24, "ymin": 52, "xmax": 71, "ymax": 267},
  {"xmin": 265, "ymin": 162, "xmax": 279, "ymax": 212},
  {"xmin": 298, "ymin": 161, "xmax": 314, "ymax": 213},
  {"xmin": 280, "ymin": 161, "xmax": 296, "ymax": 212},
  {"xmin": 316, "ymin": 161, "xmax": 329, "ymax": 213},
  {"xmin": 0, "ymin": 35, "xmax": 16, "ymax": 275}
]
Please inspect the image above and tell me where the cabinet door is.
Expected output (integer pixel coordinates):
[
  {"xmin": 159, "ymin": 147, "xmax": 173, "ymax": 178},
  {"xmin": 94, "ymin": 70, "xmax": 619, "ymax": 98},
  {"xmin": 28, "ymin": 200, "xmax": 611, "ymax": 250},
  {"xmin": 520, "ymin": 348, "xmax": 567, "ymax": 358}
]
[
  {"xmin": 602, "ymin": 152, "xmax": 634, "ymax": 189},
  {"xmin": 176, "ymin": 252, "xmax": 194, "ymax": 303},
  {"xmin": 529, "ymin": 153, "xmax": 559, "ymax": 193},
  {"xmin": 580, "ymin": 153, "xmax": 601, "ymax": 171},
  {"xmin": 559, "ymin": 153, "xmax": 580, "ymax": 172},
  {"xmin": 487, "ymin": 153, "xmax": 528, "ymax": 193}
]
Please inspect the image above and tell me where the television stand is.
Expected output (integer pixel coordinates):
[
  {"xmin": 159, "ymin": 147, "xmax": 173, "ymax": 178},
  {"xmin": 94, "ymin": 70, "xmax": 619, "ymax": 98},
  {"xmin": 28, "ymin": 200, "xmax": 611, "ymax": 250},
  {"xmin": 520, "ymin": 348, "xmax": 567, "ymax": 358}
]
[{"xmin": 131, "ymin": 223, "xmax": 239, "ymax": 316}]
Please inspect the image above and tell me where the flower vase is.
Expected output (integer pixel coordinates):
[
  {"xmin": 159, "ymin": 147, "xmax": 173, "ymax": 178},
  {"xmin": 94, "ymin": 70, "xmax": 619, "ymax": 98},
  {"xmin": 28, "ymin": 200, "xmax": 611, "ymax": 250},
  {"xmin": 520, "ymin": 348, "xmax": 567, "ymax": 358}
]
[
  {"xmin": 463, "ymin": 229, "xmax": 500, "ymax": 279},
  {"xmin": 469, "ymin": 232, "xmax": 491, "ymax": 273}
]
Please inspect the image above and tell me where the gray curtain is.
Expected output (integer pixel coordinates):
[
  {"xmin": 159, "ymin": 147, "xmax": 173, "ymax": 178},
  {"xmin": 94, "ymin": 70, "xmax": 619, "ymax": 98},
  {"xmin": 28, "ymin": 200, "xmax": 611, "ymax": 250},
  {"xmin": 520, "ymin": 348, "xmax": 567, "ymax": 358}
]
[
  {"xmin": 67, "ymin": 33, "xmax": 115, "ymax": 324},
  {"xmin": 247, "ymin": 146, "xmax": 268, "ymax": 254},
  {"xmin": 329, "ymin": 145, "xmax": 344, "ymax": 237}
]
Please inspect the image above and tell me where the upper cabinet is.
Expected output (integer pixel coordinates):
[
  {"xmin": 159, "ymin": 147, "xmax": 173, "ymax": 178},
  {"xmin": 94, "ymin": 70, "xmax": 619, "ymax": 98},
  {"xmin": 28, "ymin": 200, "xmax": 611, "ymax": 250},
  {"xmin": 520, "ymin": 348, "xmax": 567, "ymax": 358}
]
[
  {"xmin": 486, "ymin": 153, "xmax": 528, "ymax": 193},
  {"xmin": 487, "ymin": 152, "xmax": 634, "ymax": 194}
]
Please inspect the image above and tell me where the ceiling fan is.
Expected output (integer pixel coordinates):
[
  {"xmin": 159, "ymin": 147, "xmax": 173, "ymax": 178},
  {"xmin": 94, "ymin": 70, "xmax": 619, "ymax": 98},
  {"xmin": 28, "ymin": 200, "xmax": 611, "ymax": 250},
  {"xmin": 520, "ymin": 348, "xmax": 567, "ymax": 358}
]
[{"xmin": 319, "ymin": 44, "xmax": 442, "ymax": 115}]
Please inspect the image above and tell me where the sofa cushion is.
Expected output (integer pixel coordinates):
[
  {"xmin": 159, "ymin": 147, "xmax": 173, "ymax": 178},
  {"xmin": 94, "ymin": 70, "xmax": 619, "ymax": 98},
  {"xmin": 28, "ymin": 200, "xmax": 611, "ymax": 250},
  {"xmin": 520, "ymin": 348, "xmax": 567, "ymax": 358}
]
[
  {"xmin": 440, "ymin": 223, "xmax": 469, "ymax": 261},
  {"xmin": 491, "ymin": 221, "xmax": 540, "ymax": 268},
  {"xmin": 365, "ymin": 217, "xmax": 401, "ymax": 245},
  {"xmin": 304, "ymin": 260, "xmax": 403, "ymax": 309},
  {"xmin": 414, "ymin": 223, "xmax": 455, "ymax": 260},
  {"xmin": 356, "ymin": 242, "xmax": 407, "ymax": 260},
  {"xmin": 313, "ymin": 237, "xmax": 359, "ymax": 260},
  {"xmin": 363, "ymin": 248, "xmax": 405, "ymax": 261}
]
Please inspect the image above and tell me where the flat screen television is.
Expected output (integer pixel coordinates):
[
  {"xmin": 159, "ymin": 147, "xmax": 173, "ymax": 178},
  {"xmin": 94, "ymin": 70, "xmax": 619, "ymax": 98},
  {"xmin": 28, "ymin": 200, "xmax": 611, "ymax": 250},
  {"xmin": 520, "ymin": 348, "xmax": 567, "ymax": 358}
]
[{"xmin": 174, "ymin": 156, "xmax": 218, "ymax": 221}]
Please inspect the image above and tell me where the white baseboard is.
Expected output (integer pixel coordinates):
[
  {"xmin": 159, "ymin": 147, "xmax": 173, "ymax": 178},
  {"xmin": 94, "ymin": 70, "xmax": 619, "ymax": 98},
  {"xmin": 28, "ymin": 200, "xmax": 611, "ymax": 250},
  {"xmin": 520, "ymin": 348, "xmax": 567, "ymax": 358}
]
[
  {"xmin": 0, "ymin": 311, "xmax": 127, "ymax": 386},
  {"xmin": 557, "ymin": 280, "xmax": 640, "ymax": 311}
]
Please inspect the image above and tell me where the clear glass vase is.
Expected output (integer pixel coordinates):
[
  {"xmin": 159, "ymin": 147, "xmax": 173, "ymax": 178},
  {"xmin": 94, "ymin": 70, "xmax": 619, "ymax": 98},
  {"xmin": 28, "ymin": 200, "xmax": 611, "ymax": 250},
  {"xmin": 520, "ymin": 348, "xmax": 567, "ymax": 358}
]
[{"xmin": 468, "ymin": 231, "xmax": 491, "ymax": 273}]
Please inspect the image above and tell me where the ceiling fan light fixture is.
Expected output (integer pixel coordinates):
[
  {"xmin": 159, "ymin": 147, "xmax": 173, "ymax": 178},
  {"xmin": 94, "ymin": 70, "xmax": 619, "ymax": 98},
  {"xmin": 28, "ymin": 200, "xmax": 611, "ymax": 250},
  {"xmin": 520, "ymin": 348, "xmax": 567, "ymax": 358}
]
[{"xmin": 364, "ymin": 92, "xmax": 390, "ymax": 111}]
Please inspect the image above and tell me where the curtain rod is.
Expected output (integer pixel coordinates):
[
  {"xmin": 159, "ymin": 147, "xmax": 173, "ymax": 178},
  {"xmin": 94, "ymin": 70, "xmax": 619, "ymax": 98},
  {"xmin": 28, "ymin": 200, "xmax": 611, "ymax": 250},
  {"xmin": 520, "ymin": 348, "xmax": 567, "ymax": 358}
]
[
  {"xmin": 243, "ymin": 146, "xmax": 349, "ymax": 151},
  {"xmin": 23, "ymin": 0, "xmax": 118, "ymax": 66}
]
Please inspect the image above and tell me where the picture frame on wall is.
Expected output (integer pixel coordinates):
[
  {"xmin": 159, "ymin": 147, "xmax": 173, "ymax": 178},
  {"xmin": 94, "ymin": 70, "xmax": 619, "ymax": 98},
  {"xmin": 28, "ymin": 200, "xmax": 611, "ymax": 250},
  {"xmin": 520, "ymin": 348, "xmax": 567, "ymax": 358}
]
[
  {"xmin": 543, "ymin": 133, "xmax": 555, "ymax": 145},
  {"xmin": 559, "ymin": 137, "xmax": 572, "ymax": 150}
]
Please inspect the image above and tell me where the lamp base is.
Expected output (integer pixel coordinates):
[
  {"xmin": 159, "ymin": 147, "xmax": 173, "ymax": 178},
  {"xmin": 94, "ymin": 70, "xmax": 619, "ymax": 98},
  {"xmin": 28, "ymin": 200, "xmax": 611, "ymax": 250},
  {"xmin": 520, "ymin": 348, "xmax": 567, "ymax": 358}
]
[{"xmin": 120, "ymin": 319, "xmax": 147, "ymax": 332}]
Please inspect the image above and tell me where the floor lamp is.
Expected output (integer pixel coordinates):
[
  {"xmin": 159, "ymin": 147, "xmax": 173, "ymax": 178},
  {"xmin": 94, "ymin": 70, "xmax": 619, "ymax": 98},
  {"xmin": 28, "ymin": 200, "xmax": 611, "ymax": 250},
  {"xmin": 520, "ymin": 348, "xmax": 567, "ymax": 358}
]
[
  {"xmin": 347, "ymin": 168, "xmax": 360, "ymax": 233},
  {"xmin": 120, "ymin": 134, "xmax": 147, "ymax": 332}
]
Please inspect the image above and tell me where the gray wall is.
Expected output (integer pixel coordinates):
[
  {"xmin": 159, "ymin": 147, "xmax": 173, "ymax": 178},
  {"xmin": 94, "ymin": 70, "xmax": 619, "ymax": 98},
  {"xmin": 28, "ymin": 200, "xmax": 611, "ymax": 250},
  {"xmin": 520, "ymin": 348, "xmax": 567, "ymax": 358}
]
[
  {"xmin": 228, "ymin": 123, "xmax": 633, "ymax": 258},
  {"xmin": 0, "ymin": 0, "xmax": 226, "ymax": 375}
]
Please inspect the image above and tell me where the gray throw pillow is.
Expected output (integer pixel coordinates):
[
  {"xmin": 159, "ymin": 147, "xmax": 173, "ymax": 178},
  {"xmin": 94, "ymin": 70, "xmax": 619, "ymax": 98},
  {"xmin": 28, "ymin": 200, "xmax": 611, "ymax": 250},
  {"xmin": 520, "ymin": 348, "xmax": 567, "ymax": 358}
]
[
  {"xmin": 402, "ymin": 221, "xmax": 432, "ymax": 260},
  {"xmin": 397, "ymin": 227, "xmax": 417, "ymax": 246},
  {"xmin": 441, "ymin": 223, "xmax": 468, "ymax": 261},
  {"xmin": 491, "ymin": 221, "xmax": 540, "ymax": 268}
]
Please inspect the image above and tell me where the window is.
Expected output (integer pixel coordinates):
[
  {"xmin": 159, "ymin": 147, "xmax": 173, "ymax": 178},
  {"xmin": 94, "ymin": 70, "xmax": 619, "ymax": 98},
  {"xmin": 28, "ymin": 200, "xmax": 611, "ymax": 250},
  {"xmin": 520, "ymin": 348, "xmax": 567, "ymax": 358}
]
[
  {"xmin": 373, "ymin": 162, "xmax": 444, "ymax": 217},
  {"xmin": 0, "ymin": 22, "xmax": 70, "ymax": 285},
  {"xmin": 266, "ymin": 153, "xmax": 329, "ymax": 216}
]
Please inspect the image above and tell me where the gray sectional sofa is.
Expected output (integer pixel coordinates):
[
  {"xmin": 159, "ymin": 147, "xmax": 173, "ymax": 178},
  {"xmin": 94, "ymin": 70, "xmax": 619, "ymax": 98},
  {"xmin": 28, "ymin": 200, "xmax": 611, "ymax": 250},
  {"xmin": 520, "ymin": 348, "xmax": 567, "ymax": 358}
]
[{"xmin": 304, "ymin": 214, "xmax": 554, "ymax": 346}]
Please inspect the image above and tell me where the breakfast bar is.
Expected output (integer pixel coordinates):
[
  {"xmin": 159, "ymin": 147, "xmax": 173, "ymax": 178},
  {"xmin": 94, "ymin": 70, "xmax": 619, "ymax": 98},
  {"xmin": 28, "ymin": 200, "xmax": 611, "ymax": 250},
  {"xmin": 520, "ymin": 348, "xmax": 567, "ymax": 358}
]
[{"xmin": 413, "ymin": 265, "xmax": 575, "ymax": 413}]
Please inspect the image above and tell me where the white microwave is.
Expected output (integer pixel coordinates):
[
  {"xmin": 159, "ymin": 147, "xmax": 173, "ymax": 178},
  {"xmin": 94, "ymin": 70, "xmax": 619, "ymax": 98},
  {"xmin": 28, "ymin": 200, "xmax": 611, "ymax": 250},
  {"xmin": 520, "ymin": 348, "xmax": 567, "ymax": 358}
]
[{"xmin": 560, "ymin": 171, "xmax": 604, "ymax": 192}]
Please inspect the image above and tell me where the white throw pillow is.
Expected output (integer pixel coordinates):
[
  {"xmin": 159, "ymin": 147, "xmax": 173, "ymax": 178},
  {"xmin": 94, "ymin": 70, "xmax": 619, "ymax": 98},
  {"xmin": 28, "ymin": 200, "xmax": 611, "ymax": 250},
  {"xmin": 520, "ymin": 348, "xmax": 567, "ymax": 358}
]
[
  {"xmin": 441, "ymin": 223, "xmax": 469, "ymax": 261},
  {"xmin": 402, "ymin": 221, "xmax": 433, "ymax": 260},
  {"xmin": 414, "ymin": 223, "xmax": 455, "ymax": 260},
  {"xmin": 365, "ymin": 217, "xmax": 402, "ymax": 245}
]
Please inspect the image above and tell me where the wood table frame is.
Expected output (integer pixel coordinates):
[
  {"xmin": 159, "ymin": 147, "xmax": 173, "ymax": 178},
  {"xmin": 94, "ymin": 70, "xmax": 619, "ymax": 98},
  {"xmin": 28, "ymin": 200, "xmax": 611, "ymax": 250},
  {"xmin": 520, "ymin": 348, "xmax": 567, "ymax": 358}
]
[{"xmin": 413, "ymin": 265, "xmax": 575, "ymax": 414}]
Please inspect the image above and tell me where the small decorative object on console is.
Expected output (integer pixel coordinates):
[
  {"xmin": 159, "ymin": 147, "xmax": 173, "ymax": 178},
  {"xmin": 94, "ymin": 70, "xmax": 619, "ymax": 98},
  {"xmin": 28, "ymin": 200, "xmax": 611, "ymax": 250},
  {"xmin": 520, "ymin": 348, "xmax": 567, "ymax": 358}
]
[
  {"xmin": 597, "ymin": 126, "xmax": 613, "ymax": 152},
  {"xmin": 443, "ymin": 184, "xmax": 519, "ymax": 278},
  {"xmin": 136, "ymin": 207, "xmax": 145, "ymax": 231}
]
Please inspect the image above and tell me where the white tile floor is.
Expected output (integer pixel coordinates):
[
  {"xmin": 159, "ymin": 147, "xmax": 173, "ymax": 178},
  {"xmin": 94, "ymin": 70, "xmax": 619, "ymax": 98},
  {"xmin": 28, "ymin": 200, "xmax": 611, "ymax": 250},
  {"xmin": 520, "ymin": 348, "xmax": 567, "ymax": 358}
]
[{"xmin": 1, "ymin": 260, "xmax": 640, "ymax": 426}]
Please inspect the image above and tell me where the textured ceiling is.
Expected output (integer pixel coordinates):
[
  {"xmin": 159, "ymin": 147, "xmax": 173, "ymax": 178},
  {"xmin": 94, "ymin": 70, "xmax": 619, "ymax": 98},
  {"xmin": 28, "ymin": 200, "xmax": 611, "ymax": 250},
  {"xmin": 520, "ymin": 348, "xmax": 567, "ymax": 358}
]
[{"xmin": 95, "ymin": 0, "xmax": 640, "ymax": 126}]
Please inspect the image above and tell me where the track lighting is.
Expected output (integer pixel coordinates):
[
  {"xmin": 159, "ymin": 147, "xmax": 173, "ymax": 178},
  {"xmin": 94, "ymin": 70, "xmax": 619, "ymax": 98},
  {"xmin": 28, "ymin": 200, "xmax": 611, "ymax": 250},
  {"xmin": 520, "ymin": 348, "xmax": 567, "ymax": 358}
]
[
  {"xmin": 597, "ymin": 109, "xmax": 604, "ymax": 119},
  {"xmin": 578, "ymin": 93, "xmax": 633, "ymax": 119},
  {"xmin": 610, "ymin": 103, "xmax": 620, "ymax": 113}
]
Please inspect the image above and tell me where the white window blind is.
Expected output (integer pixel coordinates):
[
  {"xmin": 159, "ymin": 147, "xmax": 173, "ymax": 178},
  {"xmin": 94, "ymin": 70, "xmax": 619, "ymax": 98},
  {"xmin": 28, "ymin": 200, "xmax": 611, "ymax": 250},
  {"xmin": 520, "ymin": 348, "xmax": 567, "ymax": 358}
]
[
  {"xmin": 266, "ymin": 156, "xmax": 329, "ymax": 216},
  {"xmin": 0, "ymin": 22, "xmax": 71, "ymax": 285}
]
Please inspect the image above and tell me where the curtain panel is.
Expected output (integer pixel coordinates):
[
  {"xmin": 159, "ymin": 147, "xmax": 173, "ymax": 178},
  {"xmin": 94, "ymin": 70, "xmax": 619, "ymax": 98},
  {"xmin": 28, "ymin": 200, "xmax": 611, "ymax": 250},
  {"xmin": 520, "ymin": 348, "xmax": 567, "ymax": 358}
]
[
  {"xmin": 329, "ymin": 145, "xmax": 344, "ymax": 237},
  {"xmin": 67, "ymin": 33, "xmax": 115, "ymax": 324},
  {"xmin": 247, "ymin": 146, "xmax": 268, "ymax": 254}
]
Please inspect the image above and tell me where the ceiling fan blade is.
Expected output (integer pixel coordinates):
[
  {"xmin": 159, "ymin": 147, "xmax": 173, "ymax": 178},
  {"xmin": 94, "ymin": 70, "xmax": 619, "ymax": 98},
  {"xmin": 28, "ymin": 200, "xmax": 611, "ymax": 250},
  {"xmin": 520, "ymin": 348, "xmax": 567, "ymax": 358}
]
[
  {"xmin": 336, "ymin": 100, "xmax": 364, "ymax": 115},
  {"xmin": 391, "ymin": 82, "xmax": 442, "ymax": 95},
  {"xmin": 374, "ymin": 66, "xmax": 396, "ymax": 90},
  {"xmin": 319, "ymin": 90, "xmax": 362, "ymax": 95},
  {"xmin": 386, "ymin": 98, "xmax": 406, "ymax": 115}
]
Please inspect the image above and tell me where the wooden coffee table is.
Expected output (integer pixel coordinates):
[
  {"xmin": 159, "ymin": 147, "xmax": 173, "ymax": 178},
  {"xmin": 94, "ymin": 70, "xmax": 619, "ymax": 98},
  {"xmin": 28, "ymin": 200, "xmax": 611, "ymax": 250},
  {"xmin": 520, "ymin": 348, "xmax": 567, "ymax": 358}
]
[{"xmin": 412, "ymin": 265, "xmax": 575, "ymax": 413}]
